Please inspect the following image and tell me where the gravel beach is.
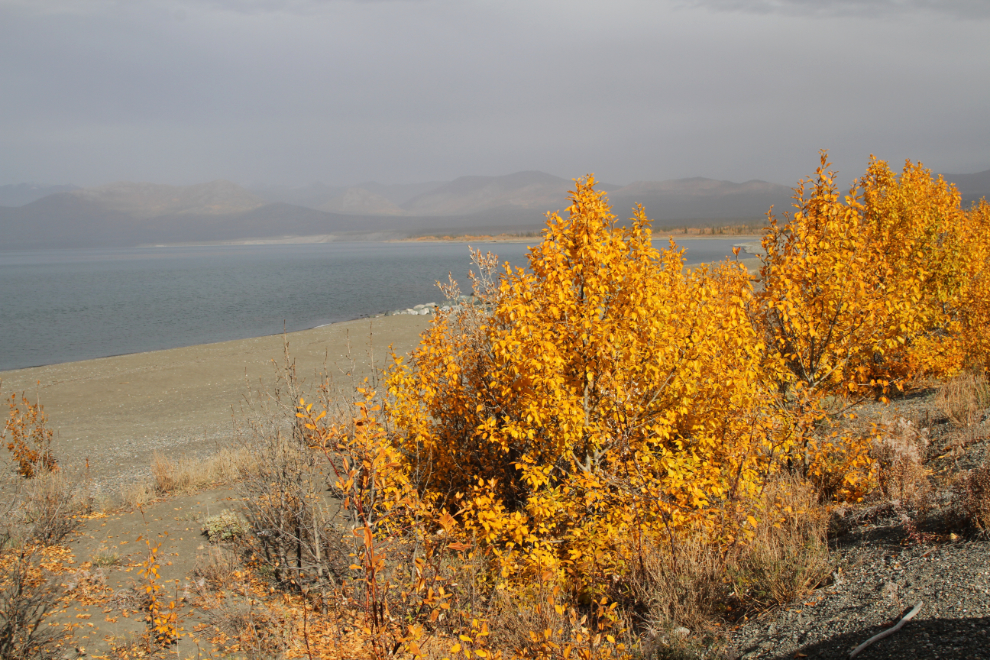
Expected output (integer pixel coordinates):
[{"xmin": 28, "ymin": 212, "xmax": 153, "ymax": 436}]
[{"xmin": 0, "ymin": 314, "xmax": 430, "ymax": 492}]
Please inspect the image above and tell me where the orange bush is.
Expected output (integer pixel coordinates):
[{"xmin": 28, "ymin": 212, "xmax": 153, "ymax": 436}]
[
  {"xmin": 2, "ymin": 392, "xmax": 57, "ymax": 478},
  {"xmin": 756, "ymin": 152, "xmax": 967, "ymax": 401},
  {"xmin": 386, "ymin": 176, "xmax": 797, "ymax": 598}
]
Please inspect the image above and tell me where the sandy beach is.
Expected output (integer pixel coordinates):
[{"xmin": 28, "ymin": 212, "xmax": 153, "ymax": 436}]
[{"xmin": 0, "ymin": 314, "xmax": 431, "ymax": 491}]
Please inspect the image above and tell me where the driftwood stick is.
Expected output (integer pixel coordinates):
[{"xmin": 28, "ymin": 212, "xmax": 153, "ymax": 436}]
[{"xmin": 849, "ymin": 601, "xmax": 923, "ymax": 658}]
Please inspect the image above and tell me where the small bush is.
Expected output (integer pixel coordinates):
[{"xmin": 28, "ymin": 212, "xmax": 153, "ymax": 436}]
[
  {"xmin": 936, "ymin": 371, "xmax": 990, "ymax": 427},
  {"xmin": 730, "ymin": 475, "xmax": 832, "ymax": 610},
  {"xmin": 1, "ymin": 393, "xmax": 57, "ymax": 479},
  {"xmin": 193, "ymin": 546, "xmax": 240, "ymax": 588},
  {"xmin": 91, "ymin": 549, "xmax": 120, "ymax": 568},
  {"xmin": 961, "ymin": 459, "xmax": 990, "ymax": 531},
  {"xmin": 201, "ymin": 510, "xmax": 248, "ymax": 543},
  {"xmin": 871, "ymin": 417, "xmax": 931, "ymax": 510},
  {"xmin": 22, "ymin": 470, "xmax": 77, "ymax": 545},
  {"xmin": 0, "ymin": 552, "xmax": 69, "ymax": 660}
]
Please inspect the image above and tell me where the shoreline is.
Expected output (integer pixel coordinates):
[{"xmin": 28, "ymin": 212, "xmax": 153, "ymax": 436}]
[{"xmin": 0, "ymin": 314, "xmax": 432, "ymax": 492}]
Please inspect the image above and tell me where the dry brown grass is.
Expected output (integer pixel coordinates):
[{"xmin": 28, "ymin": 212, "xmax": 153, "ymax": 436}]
[
  {"xmin": 935, "ymin": 371, "xmax": 990, "ymax": 427},
  {"xmin": 626, "ymin": 474, "xmax": 831, "ymax": 642},
  {"xmin": 193, "ymin": 545, "xmax": 241, "ymax": 589},
  {"xmin": 961, "ymin": 458, "xmax": 990, "ymax": 531},
  {"xmin": 730, "ymin": 475, "xmax": 832, "ymax": 611},
  {"xmin": 871, "ymin": 416, "xmax": 932, "ymax": 510},
  {"xmin": 151, "ymin": 446, "xmax": 259, "ymax": 497},
  {"xmin": 120, "ymin": 481, "xmax": 154, "ymax": 509},
  {"xmin": 629, "ymin": 533, "xmax": 728, "ymax": 636}
]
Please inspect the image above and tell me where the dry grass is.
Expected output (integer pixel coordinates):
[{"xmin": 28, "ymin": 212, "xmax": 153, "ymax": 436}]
[
  {"xmin": 193, "ymin": 546, "xmax": 241, "ymax": 589},
  {"xmin": 730, "ymin": 475, "xmax": 832, "ymax": 611},
  {"xmin": 961, "ymin": 458, "xmax": 990, "ymax": 531},
  {"xmin": 871, "ymin": 416, "xmax": 932, "ymax": 511},
  {"xmin": 935, "ymin": 371, "xmax": 990, "ymax": 427},
  {"xmin": 626, "ymin": 474, "xmax": 831, "ymax": 643},
  {"xmin": 120, "ymin": 481, "xmax": 154, "ymax": 509},
  {"xmin": 151, "ymin": 446, "xmax": 260, "ymax": 497},
  {"xmin": 629, "ymin": 534, "xmax": 729, "ymax": 636}
]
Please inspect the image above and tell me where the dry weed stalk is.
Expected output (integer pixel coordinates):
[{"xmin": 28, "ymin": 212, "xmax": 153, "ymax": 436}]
[
  {"xmin": 961, "ymin": 458, "xmax": 990, "ymax": 531},
  {"xmin": 730, "ymin": 475, "xmax": 831, "ymax": 611},
  {"xmin": 871, "ymin": 417, "xmax": 932, "ymax": 511},
  {"xmin": 935, "ymin": 371, "xmax": 990, "ymax": 427}
]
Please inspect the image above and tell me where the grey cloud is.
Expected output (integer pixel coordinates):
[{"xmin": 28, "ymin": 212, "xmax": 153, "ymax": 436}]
[
  {"xmin": 1, "ymin": 0, "xmax": 987, "ymax": 188},
  {"xmin": 684, "ymin": 0, "xmax": 990, "ymax": 19}
]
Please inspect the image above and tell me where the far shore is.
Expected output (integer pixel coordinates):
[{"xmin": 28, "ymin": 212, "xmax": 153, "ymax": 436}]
[
  {"xmin": 126, "ymin": 231, "xmax": 764, "ymax": 249},
  {"xmin": 392, "ymin": 232, "xmax": 763, "ymax": 244}
]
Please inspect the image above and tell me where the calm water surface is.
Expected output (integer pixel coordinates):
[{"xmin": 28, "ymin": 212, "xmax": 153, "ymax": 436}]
[{"xmin": 0, "ymin": 239, "xmax": 746, "ymax": 371}]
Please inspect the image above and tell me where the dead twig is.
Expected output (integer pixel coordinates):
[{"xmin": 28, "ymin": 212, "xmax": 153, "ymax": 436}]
[{"xmin": 848, "ymin": 601, "xmax": 923, "ymax": 659}]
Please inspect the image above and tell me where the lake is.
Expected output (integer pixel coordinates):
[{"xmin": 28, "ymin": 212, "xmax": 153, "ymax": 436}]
[{"xmin": 0, "ymin": 239, "xmax": 753, "ymax": 371}]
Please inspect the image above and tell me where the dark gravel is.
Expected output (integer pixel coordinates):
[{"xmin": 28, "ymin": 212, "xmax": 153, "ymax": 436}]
[{"xmin": 725, "ymin": 399, "xmax": 990, "ymax": 660}]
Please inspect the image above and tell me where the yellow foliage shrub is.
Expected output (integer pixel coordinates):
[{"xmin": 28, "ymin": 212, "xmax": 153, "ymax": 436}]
[
  {"xmin": 387, "ymin": 177, "xmax": 794, "ymax": 597},
  {"xmin": 756, "ymin": 152, "xmax": 967, "ymax": 400}
]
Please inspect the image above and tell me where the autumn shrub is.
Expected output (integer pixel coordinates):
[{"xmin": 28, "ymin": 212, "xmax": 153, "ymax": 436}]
[
  {"xmin": 1, "ymin": 393, "xmax": 57, "ymax": 479},
  {"xmin": 755, "ymin": 153, "xmax": 967, "ymax": 402},
  {"xmin": 935, "ymin": 371, "xmax": 990, "ymax": 427},
  {"xmin": 20, "ymin": 469, "xmax": 76, "ymax": 546},
  {"xmin": 385, "ymin": 176, "xmax": 799, "ymax": 606},
  {"xmin": 959, "ymin": 200, "xmax": 990, "ymax": 372},
  {"xmin": 0, "ymin": 551, "xmax": 68, "ymax": 660}
]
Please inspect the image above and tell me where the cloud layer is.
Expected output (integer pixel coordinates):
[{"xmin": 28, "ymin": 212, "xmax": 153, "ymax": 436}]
[{"xmin": 2, "ymin": 0, "xmax": 987, "ymax": 187}]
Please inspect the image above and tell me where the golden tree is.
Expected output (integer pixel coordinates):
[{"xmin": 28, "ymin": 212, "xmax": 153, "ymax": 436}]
[
  {"xmin": 755, "ymin": 152, "xmax": 967, "ymax": 401},
  {"xmin": 387, "ymin": 176, "xmax": 793, "ymax": 595}
]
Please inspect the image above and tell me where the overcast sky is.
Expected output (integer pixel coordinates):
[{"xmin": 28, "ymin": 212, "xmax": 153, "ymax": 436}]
[{"xmin": 1, "ymin": 0, "xmax": 987, "ymax": 188}]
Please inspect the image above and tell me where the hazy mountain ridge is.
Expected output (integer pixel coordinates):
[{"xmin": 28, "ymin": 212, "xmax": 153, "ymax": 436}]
[
  {"xmin": 3, "ymin": 167, "xmax": 988, "ymax": 250},
  {"xmin": 943, "ymin": 169, "xmax": 990, "ymax": 206},
  {"xmin": 318, "ymin": 188, "xmax": 405, "ymax": 216},
  {"xmin": 402, "ymin": 171, "xmax": 579, "ymax": 216},
  {"xmin": 0, "ymin": 183, "xmax": 79, "ymax": 207},
  {"xmin": 70, "ymin": 180, "xmax": 267, "ymax": 218}
]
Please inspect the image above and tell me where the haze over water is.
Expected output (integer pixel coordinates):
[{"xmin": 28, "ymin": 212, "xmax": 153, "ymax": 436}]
[{"xmin": 0, "ymin": 240, "xmax": 747, "ymax": 371}]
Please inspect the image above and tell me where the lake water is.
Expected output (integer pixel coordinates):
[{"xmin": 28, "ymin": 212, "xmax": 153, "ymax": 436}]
[{"xmin": 0, "ymin": 239, "xmax": 750, "ymax": 371}]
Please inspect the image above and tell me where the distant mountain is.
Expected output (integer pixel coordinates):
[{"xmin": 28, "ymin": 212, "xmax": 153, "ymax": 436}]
[
  {"xmin": 402, "ymin": 171, "xmax": 579, "ymax": 216},
  {"xmin": 248, "ymin": 180, "xmax": 447, "ymax": 210},
  {"xmin": 943, "ymin": 169, "xmax": 990, "ymax": 205},
  {"xmin": 69, "ymin": 180, "xmax": 266, "ymax": 218},
  {"xmin": 246, "ymin": 182, "xmax": 348, "ymax": 210},
  {"xmin": 606, "ymin": 177, "xmax": 795, "ymax": 224},
  {"xmin": 0, "ymin": 172, "xmax": 802, "ymax": 250},
  {"xmin": 318, "ymin": 188, "xmax": 405, "ymax": 215},
  {"xmin": 355, "ymin": 181, "xmax": 448, "ymax": 207},
  {"xmin": 0, "ymin": 183, "xmax": 78, "ymax": 207}
]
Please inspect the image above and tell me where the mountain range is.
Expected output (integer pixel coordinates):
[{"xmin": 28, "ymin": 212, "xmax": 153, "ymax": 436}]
[{"xmin": 2, "ymin": 169, "xmax": 987, "ymax": 250}]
